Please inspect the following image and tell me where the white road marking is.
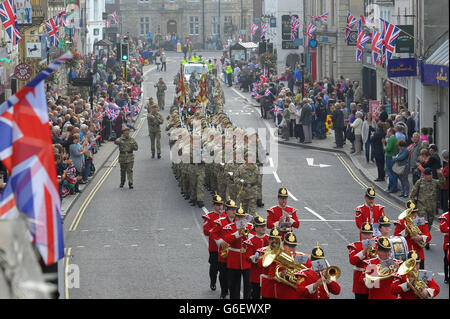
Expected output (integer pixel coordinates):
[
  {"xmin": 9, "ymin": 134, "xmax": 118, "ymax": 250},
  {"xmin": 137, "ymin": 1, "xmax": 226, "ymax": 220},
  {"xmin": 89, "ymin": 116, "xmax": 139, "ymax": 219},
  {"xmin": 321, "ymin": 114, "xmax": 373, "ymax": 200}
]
[
  {"xmin": 183, "ymin": 227, "xmax": 190, "ymax": 230},
  {"xmin": 104, "ymin": 245, "xmax": 111, "ymax": 248},
  {"xmin": 299, "ymin": 219, "xmax": 355, "ymax": 222},
  {"xmin": 158, "ymin": 244, "xmax": 165, "ymax": 247},
  {"xmin": 231, "ymin": 88, "xmax": 248, "ymax": 100},
  {"xmin": 273, "ymin": 171, "xmax": 281, "ymax": 183},
  {"xmin": 438, "ymin": 273, "xmax": 444, "ymax": 276},
  {"xmin": 185, "ymin": 244, "xmax": 192, "ymax": 247},
  {"xmin": 77, "ymin": 246, "xmax": 85, "ymax": 248},
  {"xmin": 81, "ymin": 230, "xmax": 89, "ymax": 232},
  {"xmin": 306, "ymin": 157, "xmax": 331, "ymax": 168},
  {"xmin": 287, "ymin": 190, "xmax": 298, "ymax": 201},
  {"xmin": 269, "ymin": 157, "xmax": 274, "ymax": 167},
  {"xmin": 157, "ymin": 228, "xmax": 165, "ymax": 231},
  {"xmin": 310, "ymin": 228, "xmax": 317, "ymax": 231},
  {"xmin": 304, "ymin": 207, "xmax": 326, "ymax": 221},
  {"xmin": 130, "ymin": 244, "xmax": 139, "ymax": 247}
]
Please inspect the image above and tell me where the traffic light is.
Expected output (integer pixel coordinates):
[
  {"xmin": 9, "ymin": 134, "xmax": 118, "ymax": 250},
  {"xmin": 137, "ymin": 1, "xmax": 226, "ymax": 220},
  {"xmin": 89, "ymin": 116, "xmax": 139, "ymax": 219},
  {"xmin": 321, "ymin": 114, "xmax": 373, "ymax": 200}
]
[{"xmin": 121, "ymin": 43, "xmax": 129, "ymax": 61}]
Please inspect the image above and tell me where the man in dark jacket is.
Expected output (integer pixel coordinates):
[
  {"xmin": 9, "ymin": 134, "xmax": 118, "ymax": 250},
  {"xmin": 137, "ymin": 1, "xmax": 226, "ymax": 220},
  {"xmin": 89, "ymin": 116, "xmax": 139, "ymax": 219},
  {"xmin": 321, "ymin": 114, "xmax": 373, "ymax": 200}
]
[
  {"xmin": 300, "ymin": 99, "xmax": 312, "ymax": 143},
  {"xmin": 406, "ymin": 111, "xmax": 416, "ymax": 144},
  {"xmin": 332, "ymin": 103, "xmax": 345, "ymax": 148},
  {"xmin": 372, "ymin": 122, "xmax": 387, "ymax": 181}
]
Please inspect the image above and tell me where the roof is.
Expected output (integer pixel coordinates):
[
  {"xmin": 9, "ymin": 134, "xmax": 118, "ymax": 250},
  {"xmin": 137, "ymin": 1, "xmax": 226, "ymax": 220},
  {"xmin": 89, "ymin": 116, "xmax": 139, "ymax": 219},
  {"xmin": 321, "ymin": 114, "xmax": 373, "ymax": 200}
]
[
  {"xmin": 230, "ymin": 42, "xmax": 258, "ymax": 50},
  {"xmin": 426, "ymin": 39, "xmax": 449, "ymax": 66}
]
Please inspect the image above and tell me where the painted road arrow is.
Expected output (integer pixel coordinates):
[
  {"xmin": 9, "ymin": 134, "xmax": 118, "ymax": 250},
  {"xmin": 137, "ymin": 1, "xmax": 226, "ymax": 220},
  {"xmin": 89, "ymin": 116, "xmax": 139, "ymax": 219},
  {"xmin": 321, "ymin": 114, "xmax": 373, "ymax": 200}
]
[{"xmin": 306, "ymin": 158, "xmax": 331, "ymax": 168}]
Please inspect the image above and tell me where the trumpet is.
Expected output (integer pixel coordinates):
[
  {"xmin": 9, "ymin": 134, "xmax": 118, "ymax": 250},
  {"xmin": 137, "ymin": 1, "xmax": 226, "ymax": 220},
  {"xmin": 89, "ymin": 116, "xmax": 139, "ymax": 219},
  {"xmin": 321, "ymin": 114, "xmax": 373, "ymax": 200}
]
[
  {"xmin": 240, "ymin": 228, "xmax": 250, "ymax": 237},
  {"xmin": 220, "ymin": 243, "xmax": 230, "ymax": 259},
  {"xmin": 367, "ymin": 246, "xmax": 377, "ymax": 258}
]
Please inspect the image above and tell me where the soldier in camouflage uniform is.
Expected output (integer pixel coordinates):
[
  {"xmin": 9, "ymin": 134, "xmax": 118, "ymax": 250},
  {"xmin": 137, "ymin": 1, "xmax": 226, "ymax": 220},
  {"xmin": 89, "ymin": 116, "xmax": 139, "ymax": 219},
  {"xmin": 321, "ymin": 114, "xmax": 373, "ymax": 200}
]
[
  {"xmin": 147, "ymin": 104, "xmax": 163, "ymax": 159},
  {"xmin": 235, "ymin": 151, "xmax": 259, "ymax": 216},
  {"xmin": 154, "ymin": 78, "xmax": 167, "ymax": 110},
  {"xmin": 409, "ymin": 167, "xmax": 445, "ymax": 229},
  {"xmin": 145, "ymin": 97, "xmax": 158, "ymax": 114},
  {"xmin": 115, "ymin": 127, "xmax": 139, "ymax": 189}
]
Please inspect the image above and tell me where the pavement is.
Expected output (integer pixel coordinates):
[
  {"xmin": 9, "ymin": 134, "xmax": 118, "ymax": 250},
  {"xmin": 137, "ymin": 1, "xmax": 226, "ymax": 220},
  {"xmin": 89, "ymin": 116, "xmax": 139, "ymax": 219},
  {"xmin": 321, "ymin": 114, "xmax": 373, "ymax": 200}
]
[{"xmin": 59, "ymin": 52, "xmax": 449, "ymax": 299}]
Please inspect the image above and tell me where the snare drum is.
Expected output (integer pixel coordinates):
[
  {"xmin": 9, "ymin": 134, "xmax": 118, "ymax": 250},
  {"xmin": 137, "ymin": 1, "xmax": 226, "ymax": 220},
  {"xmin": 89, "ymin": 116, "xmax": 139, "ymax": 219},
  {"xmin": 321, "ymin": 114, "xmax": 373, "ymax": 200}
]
[{"xmin": 390, "ymin": 236, "xmax": 409, "ymax": 261}]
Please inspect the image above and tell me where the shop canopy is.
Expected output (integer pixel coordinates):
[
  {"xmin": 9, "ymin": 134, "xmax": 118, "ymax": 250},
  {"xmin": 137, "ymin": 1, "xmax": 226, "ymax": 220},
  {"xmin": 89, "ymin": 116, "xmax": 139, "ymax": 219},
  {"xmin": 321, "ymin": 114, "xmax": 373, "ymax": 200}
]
[
  {"xmin": 420, "ymin": 39, "xmax": 449, "ymax": 87},
  {"xmin": 229, "ymin": 42, "xmax": 258, "ymax": 61}
]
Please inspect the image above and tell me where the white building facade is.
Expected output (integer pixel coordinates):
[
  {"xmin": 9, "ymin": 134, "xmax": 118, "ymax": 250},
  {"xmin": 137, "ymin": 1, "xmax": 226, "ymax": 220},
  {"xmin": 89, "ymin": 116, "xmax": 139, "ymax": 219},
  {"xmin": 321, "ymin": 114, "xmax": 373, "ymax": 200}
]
[{"xmin": 86, "ymin": 0, "xmax": 106, "ymax": 54}]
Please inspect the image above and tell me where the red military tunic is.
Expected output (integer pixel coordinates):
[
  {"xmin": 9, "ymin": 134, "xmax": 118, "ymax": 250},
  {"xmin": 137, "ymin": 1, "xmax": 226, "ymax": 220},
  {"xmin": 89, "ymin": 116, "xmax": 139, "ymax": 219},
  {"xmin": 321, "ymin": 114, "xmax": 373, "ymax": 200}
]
[
  {"xmin": 257, "ymin": 247, "xmax": 276, "ymax": 299},
  {"xmin": 274, "ymin": 251, "xmax": 312, "ymax": 299},
  {"xmin": 202, "ymin": 210, "xmax": 226, "ymax": 252},
  {"xmin": 439, "ymin": 212, "xmax": 449, "ymax": 253},
  {"xmin": 391, "ymin": 274, "xmax": 440, "ymax": 299},
  {"xmin": 361, "ymin": 257, "xmax": 403, "ymax": 299},
  {"xmin": 354, "ymin": 204, "xmax": 385, "ymax": 232},
  {"xmin": 243, "ymin": 234, "xmax": 269, "ymax": 284},
  {"xmin": 222, "ymin": 222, "xmax": 254, "ymax": 270},
  {"xmin": 347, "ymin": 241, "xmax": 376, "ymax": 295},
  {"xmin": 393, "ymin": 219, "xmax": 431, "ymax": 261},
  {"xmin": 210, "ymin": 216, "xmax": 234, "ymax": 263},
  {"xmin": 267, "ymin": 205, "xmax": 300, "ymax": 240},
  {"xmin": 296, "ymin": 268, "xmax": 341, "ymax": 299}
]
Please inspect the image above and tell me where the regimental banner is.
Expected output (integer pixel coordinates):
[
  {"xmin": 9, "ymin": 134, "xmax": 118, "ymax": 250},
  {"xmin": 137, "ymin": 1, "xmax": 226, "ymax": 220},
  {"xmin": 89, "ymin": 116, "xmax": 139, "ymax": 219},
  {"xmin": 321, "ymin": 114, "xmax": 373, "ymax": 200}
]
[
  {"xmin": 420, "ymin": 62, "xmax": 449, "ymax": 87},
  {"xmin": 387, "ymin": 58, "xmax": 417, "ymax": 78}
]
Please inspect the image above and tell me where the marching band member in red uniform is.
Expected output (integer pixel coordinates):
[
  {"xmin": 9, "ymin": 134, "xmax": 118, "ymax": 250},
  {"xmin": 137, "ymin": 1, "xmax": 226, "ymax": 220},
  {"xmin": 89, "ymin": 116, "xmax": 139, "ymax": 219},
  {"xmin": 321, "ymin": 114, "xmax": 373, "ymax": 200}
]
[
  {"xmin": 394, "ymin": 203, "xmax": 431, "ymax": 269},
  {"xmin": 202, "ymin": 194, "xmax": 226, "ymax": 291},
  {"xmin": 355, "ymin": 187, "xmax": 385, "ymax": 239},
  {"xmin": 375, "ymin": 215, "xmax": 392, "ymax": 239},
  {"xmin": 222, "ymin": 204, "xmax": 254, "ymax": 299},
  {"xmin": 391, "ymin": 250, "xmax": 440, "ymax": 299},
  {"xmin": 361, "ymin": 236, "xmax": 403, "ymax": 299},
  {"xmin": 257, "ymin": 229, "xmax": 281, "ymax": 299},
  {"xmin": 296, "ymin": 244, "xmax": 341, "ymax": 299},
  {"xmin": 267, "ymin": 186, "xmax": 299, "ymax": 240},
  {"xmin": 347, "ymin": 221, "xmax": 377, "ymax": 299},
  {"xmin": 273, "ymin": 232, "xmax": 312, "ymax": 299},
  {"xmin": 210, "ymin": 198, "xmax": 237, "ymax": 299},
  {"xmin": 438, "ymin": 210, "xmax": 449, "ymax": 284},
  {"xmin": 243, "ymin": 215, "xmax": 269, "ymax": 299}
]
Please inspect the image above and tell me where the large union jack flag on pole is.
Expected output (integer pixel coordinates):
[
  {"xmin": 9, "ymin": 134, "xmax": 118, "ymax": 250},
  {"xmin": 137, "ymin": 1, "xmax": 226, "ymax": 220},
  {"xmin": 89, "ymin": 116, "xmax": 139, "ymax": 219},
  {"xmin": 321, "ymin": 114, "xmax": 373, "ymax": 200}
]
[
  {"xmin": 111, "ymin": 11, "xmax": 118, "ymax": 24},
  {"xmin": 45, "ymin": 16, "xmax": 60, "ymax": 48},
  {"xmin": 371, "ymin": 28, "xmax": 383, "ymax": 66},
  {"xmin": 356, "ymin": 31, "xmax": 370, "ymax": 62},
  {"xmin": 250, "ymin": 23, "xmax": 258, "ymax": 40},
  {"xmin": 306, "ymin": 22, "xmax": 317, "ymax": 46},
  {"xmin": 0, "ymin": 51, "xmax": 72, "ymax": 265},
  {"xmin": 380, "ymin": 18, "xmax": 401, "ymax": 68},
  {"xmin": 290, "ymin": 16, "xmax": 300, "ymax": 40},
  {"xmin": 0, "ymin": 0, "xmax": 21, "ymax": 46},
  {"xmin": 345, "ymin": 11, "xmax": 357, "ymax": 40}
]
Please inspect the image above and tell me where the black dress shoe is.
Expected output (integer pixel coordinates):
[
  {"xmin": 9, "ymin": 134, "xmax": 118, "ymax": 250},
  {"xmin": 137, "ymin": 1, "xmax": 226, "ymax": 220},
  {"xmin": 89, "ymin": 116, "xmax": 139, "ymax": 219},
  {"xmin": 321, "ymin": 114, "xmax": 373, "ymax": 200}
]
[
  {"xmin": 157, "ymin": 154, "xmax": 161, "ymax": 159},
  {"xmin": 120, "ymin": 184, "xmax": 124, "ymax": 188},
  {"xmin": 425, "ymin": 243, "xmax": 430, "ymax": 250},
  {"xmin": 210, "ymin": 283, "xmax": 216, "ymax": 291},
  {"xmin": 129, "ymin": 184, "xmax": 134, "ymax": 189},
  {"xmin": 197, "ymin": 201, "xmax": 204, "ymax": 208},
  {"xmin": 151, "ymin": 154, "xmax": 155, "ymax": 159}
]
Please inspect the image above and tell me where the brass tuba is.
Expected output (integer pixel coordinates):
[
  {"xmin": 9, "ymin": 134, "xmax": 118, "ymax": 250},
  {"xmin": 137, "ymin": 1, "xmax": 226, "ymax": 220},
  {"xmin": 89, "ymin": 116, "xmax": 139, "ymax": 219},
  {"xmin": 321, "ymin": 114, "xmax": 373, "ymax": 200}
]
[
  {"xmin": 397, "ymin": 258, "xmax": 432, "ymax": 299},
  {"xmin": 262, "ymin": 241, "xmax": 308, "ymax": 289},
  {"xmin": 365, "ymin": 260, "xmax": 399, "ymax": 282},
  {"xmin": 398, "ymin": 208, "xmax": 426, "ymax": 248}
]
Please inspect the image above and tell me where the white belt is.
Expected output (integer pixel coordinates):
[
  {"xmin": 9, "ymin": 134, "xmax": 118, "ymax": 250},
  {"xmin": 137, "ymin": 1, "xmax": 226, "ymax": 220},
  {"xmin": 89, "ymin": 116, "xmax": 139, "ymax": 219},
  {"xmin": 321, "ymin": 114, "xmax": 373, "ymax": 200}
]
[
  {"xmin": 228, "ymin": 247, "xmax": 243, "ymax": 253},
  {"xmin": 354, "ymin": 267, "xmax": 364, "ymax": 272}
]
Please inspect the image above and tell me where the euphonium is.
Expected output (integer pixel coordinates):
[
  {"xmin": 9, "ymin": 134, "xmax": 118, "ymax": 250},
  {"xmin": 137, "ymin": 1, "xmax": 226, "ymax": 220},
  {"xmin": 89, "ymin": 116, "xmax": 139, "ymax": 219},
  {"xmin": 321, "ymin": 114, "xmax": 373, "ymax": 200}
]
[
  {"xmin": 274, "ymin": 252, "xmax": 308, "ymax": 288},
  {"xmin": 398, "ymin": 208, "xmax": 426, "ymax": 248},
  {"xmin": 365, "ymin": 261, "xmax": 399, "ymax": 282},
  {"xmin": 397, "ymin": 258, "xmax": 432, "ymax": 299}
]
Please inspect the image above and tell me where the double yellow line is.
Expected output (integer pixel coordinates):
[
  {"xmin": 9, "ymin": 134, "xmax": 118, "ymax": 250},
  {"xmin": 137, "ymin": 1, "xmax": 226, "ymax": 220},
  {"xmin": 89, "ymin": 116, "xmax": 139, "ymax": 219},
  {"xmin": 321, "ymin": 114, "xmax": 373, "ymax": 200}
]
[
  {"xmin": 336, "ymin": 153, "xmax": 404, "ymax": 212},
  {"xmin": 68, "ymin": 116, "xmax": 146, "ymax": 232}
]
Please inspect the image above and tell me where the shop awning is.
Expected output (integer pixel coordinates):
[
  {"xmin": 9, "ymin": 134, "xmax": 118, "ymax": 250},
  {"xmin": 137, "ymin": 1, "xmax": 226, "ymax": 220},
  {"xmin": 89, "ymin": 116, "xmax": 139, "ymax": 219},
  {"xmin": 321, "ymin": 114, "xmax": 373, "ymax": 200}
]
[
  {"xmin": 425, "ymin": 39, "xmax": 448, "ymax": 66},
  {"xmin": 230, "ymin": 42, "xmax": 258, "ymax": 50}
]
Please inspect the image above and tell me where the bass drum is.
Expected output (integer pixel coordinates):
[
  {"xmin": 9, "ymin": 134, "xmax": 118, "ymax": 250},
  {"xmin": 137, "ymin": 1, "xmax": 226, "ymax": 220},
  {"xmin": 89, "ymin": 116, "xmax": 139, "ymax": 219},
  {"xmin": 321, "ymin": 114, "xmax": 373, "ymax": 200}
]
[{"xmin": 390, "ymin": 236, "xmax": 409, "ymax": 261}]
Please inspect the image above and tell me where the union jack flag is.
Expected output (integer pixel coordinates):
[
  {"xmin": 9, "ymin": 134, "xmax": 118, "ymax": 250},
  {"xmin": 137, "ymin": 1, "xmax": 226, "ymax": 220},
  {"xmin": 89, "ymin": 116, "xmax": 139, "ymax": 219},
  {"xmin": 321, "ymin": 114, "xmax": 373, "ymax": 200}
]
[
  {"xmin": 261, "ymin": 24, "xmax": 268, "ymax": 37},
  {"xmin": 0, "ymin": 52, "xmax": 72, "ymax": 265},
  {"xmin": 306, "ymin": 23, "xmax": 317, "ymax": 46},
  {"xmin": 356, "ymin": 31, "xmax": 370, "ymax": 62},
  {"xmin": 111, "ymin": 11, "xmax": 118, "ymax": 24},
  {"xmin": 345, "ymin": 11, "xmax": 357, "ymax": 40},
  {"xmin": 260, "ymin": 67, "xmax": 267, "ymax": 84},
  {"xmin": 58, "ymin": 10, "xmax": 67, "ymax": 27},
  {"xmin": 264, "ymin": 88, "xmax": 272, "ymax": 97},
  {"xmin": 0, "ymin": 181, "xmax": 18, "ymax": 219},
  {"xmin": 0, "ymin": 0, "xmax": 21, "ymax": 46},
  {"xmin": 311, "ymin": 12, "xmax": 328, "ymax": 23},
  {"xmin": 123, "ymin": 104, "xmax": 130, "ymax": 115},
  {"xmin": 45, "ymin": 16, "xmax": 60, "ymax": 48},
  {"xmin": 250, "ymin": 24, "xmax": 258, "ymax": 40},
  {"xmin": 106, "ymin": 19, "xmax": 111, "ymax": 28},
  {"xmin": 290, "ymin": 16, "xmax": 299, "ymax": 40},
  {"xmin": 371, "ymin": 29, "xmax": 383, "ymax": 66},
  {"xmin": 380, "ymin": 19, "xmax": 401, "ymax": 68}
]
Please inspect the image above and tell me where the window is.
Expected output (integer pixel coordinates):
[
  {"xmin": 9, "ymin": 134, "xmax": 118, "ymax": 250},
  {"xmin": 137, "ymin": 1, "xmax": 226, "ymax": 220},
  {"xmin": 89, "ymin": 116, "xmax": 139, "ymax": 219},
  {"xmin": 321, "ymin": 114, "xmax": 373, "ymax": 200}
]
[
  {"xmin": 224, "ymin": 16, "xmax": 232, "ymax": 25},
  {"xmin": 212, "ymin": 16, "xmax": 218, "ymax": 35},
  {"xmin": 189, "ymin": 16, "xmax": 199, "ymax": 35},
  {"xmin": 140, "ymin": 17, "xmax": 150, "ymax": 35},
  {"xmin": 139, "ymin": 0, "xmax": 149, "ymax": 3}
]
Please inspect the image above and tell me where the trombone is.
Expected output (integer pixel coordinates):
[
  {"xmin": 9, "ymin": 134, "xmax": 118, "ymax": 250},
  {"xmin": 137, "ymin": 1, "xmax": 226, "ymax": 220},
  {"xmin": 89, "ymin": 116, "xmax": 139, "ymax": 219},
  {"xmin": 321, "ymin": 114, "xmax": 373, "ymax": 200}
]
[{"xmin": 319, "ymin": 260, "xmax": 341, "ymax": 297}]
